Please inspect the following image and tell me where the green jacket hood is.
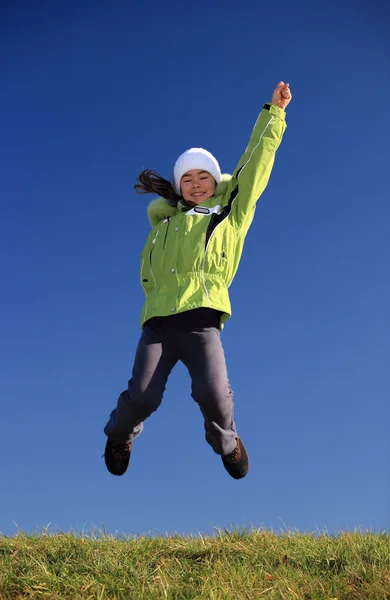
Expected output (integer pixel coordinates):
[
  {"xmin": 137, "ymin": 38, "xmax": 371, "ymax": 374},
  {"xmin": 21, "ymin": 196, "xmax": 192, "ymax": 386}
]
[{"xmin": 147, "ymin": 174, "xmax": 232, "ymax": 227}]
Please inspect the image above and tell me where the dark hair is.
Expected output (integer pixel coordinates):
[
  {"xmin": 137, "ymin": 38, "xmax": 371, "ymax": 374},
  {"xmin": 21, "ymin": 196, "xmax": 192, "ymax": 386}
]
[{"xmin": 134, "ymin": 169, "xmax": 181, "ymax": 206}]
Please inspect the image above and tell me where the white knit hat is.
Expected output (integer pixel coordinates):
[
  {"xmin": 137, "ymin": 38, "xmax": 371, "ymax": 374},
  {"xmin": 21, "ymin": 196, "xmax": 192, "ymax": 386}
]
[{"xmin": 173, "ymin": 148, "xmax": 222, "ymax": 195}]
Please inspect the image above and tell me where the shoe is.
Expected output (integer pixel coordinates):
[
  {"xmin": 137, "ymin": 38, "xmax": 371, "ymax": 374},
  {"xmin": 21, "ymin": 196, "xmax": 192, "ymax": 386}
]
[
  {"xmin": 104, "ymin": 438, "xmax": 132, "ymax": 476},
  {"xmin": 222, "ymin": 438, "xmax": 249, "ymax": 480}
]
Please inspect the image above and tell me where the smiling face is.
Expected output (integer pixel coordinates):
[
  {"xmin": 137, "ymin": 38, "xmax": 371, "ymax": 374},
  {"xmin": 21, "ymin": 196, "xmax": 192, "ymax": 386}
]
[{"xmin": 180, "ymin": 169, "xmax": 216, "ymax": 204}]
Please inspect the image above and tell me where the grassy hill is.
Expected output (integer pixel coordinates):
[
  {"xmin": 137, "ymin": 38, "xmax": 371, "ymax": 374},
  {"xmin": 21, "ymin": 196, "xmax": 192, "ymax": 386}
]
[{"xmin": 0, "ymin": 529, "xmax": 388, "ymax": 599}]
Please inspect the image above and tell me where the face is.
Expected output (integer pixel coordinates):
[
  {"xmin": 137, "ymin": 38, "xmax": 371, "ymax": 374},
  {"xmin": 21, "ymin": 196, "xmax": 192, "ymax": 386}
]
[{"xmin": 180, "ymin": 169, "xmax": 216, "ymax": 204}]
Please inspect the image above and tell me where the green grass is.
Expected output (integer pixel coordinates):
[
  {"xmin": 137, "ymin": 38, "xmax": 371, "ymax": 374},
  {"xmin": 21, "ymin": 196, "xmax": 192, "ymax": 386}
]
[{"xmin": 0, "ymin": 529, "xmax": 389, "ymax": 599}]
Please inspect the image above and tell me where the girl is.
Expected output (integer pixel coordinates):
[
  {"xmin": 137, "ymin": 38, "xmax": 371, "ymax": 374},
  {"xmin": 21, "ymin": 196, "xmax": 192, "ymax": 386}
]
[{"xmin": 104, "ymin": 81, "xmax": 292, "ymax": 480}]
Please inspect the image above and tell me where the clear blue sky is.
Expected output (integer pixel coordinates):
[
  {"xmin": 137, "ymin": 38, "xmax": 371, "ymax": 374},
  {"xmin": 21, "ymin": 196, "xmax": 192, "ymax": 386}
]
[{"xmin": 1, "ymin": 0, "xmax": 389, "ymax": 537}]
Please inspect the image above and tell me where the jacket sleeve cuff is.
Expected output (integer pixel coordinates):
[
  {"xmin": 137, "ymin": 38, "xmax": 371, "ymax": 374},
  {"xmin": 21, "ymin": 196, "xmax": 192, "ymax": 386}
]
[{"xmin": 263, "ymin": 103, "xmax": 286, "ymax": 120}]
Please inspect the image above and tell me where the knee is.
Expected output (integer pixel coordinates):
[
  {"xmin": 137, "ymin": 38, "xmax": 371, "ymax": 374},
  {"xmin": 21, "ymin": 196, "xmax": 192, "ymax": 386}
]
[
  {"xmin": 128, "ymin": 383, "xmax": 163, "ymax": 416},
  {"xmin": 192, "ymin": 378, "xmax": 232, "ymax": 403},
  {"xmin": 192, "ymin": 381, "xmax": 233, "ymax": 423}
]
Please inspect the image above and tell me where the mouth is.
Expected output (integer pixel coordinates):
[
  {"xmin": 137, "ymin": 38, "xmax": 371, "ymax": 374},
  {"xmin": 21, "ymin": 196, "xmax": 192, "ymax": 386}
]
[{"xmin": 191, "ymin": 192, "xmax": 206, "ymax": 197}]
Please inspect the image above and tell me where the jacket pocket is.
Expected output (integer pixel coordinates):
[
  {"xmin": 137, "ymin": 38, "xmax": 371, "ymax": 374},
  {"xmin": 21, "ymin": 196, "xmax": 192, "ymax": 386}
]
[
  {"xmin": 206, "ymin": 228, "xmax": 229, "ymax": 273},
  {"xmin": 140, "ymin": 256, "xmax": 153, "ymax": 294}
]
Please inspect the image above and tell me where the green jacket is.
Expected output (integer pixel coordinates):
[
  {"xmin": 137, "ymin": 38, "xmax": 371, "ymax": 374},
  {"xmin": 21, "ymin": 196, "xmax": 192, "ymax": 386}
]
[{"xmin": 140, "ymin": 103, "xmax": 287, "ymax": 328}]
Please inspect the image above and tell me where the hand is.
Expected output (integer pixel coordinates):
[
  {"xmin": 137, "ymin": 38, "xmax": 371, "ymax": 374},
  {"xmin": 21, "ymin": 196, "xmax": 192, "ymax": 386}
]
[{"xmin": 271, "ymin": 81, "xmax": 292, "ymax": 110}]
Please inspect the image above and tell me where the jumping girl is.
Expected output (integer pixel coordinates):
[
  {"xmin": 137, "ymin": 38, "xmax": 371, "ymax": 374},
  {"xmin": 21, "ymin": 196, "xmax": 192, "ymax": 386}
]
[{"xmin": 104, "ymin": 81, "xmax": 292, "ymax": 480}]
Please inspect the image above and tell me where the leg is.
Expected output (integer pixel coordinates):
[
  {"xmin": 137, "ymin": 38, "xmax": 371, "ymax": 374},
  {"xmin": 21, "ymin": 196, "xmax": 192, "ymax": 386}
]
[
  {"xmin": 104, "ymin": 323, "xmax": 178, "ymax": 444},
  {"xmin": 179, "ymin": 327, "xmax": 237, "ymax": 456}
]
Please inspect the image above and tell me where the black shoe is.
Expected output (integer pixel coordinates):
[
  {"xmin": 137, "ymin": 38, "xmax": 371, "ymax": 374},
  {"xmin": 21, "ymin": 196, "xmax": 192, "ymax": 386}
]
[
  {"xmin": 104, "ymin": 438, "xmax": 132, "ymax": 476},
  {"xmin": 222, "ymin": 438, "xmax": 249, "ymax": 480}
]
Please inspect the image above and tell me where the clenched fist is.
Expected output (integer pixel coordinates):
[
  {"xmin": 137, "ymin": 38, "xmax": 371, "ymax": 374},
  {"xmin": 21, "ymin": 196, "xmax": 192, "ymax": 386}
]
[{"xmin": 271, "ymin": 81, "xmax": 292, "ymax": 110}]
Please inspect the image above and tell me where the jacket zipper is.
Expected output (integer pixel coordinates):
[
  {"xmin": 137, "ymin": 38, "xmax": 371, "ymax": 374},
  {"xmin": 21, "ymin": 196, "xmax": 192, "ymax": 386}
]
[
  {"xmin": 202, "ymin": 220, "xmax": 227, "ymax": 306},
  {"xmin": 202, "ymin": 235, "xmax": 213, "ymax": 307}
]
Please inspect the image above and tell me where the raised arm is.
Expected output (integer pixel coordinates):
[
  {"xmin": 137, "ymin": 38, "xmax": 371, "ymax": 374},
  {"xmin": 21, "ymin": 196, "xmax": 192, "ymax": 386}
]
[{"xmin": 221, "ymin": 82, "xmax": 292, "ymax": 229}]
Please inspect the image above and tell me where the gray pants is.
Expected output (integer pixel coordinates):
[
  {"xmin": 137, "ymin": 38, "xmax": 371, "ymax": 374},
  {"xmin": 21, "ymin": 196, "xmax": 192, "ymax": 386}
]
[{"xmin": 104, "ymin": 320, "xmax": 237, "ymax": 456}]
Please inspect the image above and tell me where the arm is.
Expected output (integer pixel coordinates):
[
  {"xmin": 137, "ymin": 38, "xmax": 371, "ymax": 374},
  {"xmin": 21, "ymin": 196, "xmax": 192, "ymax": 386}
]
[{"xmin": 221, "ymin": 82, "xmax": 292, "ymax": 228}]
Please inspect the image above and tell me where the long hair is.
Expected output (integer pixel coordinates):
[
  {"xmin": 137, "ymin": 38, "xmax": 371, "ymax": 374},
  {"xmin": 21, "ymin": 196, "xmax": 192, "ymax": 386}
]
[{"xmin": 134, "ymin": 169, "xmax": 181, "ymax": 206}]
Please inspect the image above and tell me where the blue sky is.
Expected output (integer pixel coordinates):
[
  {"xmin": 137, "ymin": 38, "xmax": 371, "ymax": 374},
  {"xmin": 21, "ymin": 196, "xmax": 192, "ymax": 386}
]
[{"xmin": 1, "ymin": 0, "xmax": 389, "ymax": 537}]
